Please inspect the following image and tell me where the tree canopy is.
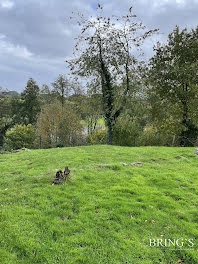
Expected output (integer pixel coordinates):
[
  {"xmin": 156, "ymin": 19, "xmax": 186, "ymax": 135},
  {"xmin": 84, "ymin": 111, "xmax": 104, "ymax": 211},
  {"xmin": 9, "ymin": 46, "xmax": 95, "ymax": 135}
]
[
  {"xmin": 67, "ymin": 4, "xmax": 158, "ymax": 144},
  {"xmin": 21, "ymin": 78, "xmax": 41, "ymax": 125},
  {"xmin": 149, "ymin": 26, "xmax": 198, "ymax": 146}
]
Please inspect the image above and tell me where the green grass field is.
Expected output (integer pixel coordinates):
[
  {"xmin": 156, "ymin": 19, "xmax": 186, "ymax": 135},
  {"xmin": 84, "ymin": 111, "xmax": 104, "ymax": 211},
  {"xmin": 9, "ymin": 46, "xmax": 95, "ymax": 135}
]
[{"xmin": 0, "ymin": 146, "xmax": 198, "ymax": 264}]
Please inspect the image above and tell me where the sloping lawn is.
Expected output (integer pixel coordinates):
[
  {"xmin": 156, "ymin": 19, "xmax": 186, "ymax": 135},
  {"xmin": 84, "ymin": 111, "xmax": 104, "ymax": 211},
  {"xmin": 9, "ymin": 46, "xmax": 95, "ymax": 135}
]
[{"xmin": 0, "ymin": 146, "xmax": 198, "ymax": 264}]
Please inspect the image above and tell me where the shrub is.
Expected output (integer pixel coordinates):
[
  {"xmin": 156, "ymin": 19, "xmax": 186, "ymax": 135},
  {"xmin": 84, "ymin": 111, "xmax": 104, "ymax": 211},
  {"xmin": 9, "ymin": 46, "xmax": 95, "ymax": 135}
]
[
  {"xmin": 87, "ymin": 129, "xmax": 107, "ymax": 144},
  {"xmin": 35, "ymin": 101, "xmax": 84, "ymax": 148},
  {"xmin": 113, "ymin": 115, "xmax": 141, "ymax": 146},
  {"xmin": 113, "ymin": 114, "xmax": 174, "ymax": 146},
  {"xmin": 4, "ymin": 124, "xmax": 35, "ymax": 150},
  {"xmin": 137, "ymin": 125, "xmax": 173, "ymax": 146}
]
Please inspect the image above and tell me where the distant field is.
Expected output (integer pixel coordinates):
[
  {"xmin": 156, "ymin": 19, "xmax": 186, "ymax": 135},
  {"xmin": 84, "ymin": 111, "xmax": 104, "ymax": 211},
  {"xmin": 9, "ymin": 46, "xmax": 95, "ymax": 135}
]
[
  {"xmin": 80, "ymin": 118, "xmax": 105, "ymax": 128},
  {"xmin": 0, "ymin": 146, "xmax": 198, "ymax": 264}
]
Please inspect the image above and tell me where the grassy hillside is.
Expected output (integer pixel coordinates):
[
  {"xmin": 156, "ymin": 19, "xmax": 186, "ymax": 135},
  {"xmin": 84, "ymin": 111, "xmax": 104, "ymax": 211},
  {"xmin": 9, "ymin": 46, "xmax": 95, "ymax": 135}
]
[{"xmin": 0, "ymin": 146, "xmax": 198, "ymax": 264}]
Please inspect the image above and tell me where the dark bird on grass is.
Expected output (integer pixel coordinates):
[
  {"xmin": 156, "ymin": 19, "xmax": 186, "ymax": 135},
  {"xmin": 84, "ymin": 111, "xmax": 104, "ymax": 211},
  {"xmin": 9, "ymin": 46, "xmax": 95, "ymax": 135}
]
[
  {"xmin": 64, "ymin": 166, "xmax": 70, "ymax": 179},
  {"xmin": 52, "ymin": 170, "xmax": 64, "ymax": 185}
]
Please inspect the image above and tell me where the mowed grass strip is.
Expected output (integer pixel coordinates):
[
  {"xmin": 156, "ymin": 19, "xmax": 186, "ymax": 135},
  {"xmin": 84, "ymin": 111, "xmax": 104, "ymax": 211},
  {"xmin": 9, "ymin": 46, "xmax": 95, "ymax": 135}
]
[{"xmin": 0, "ymin": 146, "xmax": 198, "ymax": 264}]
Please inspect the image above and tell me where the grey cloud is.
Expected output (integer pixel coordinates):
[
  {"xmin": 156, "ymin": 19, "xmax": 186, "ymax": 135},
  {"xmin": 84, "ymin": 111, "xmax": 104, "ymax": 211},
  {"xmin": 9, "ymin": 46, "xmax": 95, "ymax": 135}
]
[{"xmin": 0, "ymin": 0, "xmax": 198, "ymax": 91}]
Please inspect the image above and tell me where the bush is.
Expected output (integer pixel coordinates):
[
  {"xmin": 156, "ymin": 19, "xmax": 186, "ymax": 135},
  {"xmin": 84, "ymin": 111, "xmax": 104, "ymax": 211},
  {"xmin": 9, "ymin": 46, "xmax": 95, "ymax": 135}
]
[
  {"xmin": 35, "ymin": 101, "xmax": 84, "ymax": 148},
  {"xmin": 87, "ymin": 129, "xmax": 107, "ymax": 144},
  {"xmin": 137, "ymin": 125, "xmax": 174, "ymax": 146},
  {"xmin": 4, "ymin": 124, "xmax": 35, "ymax": 150},
  {"xmin": 113, "ymin": 115, "xmax": 141, "ymax": 146},
  {"xmin": 113, "ymin": 114, "xmax": 174, "ymax": 146}
]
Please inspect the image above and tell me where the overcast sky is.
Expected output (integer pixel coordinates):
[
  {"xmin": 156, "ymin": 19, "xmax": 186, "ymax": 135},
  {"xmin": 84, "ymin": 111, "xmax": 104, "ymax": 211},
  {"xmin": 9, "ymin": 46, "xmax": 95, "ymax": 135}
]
[{"xmin": 0, "ymin": 0, "xmax": 198, "ymax": 92}]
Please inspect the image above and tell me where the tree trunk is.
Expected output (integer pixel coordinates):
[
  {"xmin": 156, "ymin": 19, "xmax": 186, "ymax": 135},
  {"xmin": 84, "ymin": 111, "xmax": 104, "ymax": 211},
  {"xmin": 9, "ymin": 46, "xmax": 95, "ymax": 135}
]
[
  {"xmin": 107, "ymin": 121, "xmax": 113, "ymax": 145},
  {"xmin": 98, "ymin": 42, "xmax": 114, "ymax": 145},
  {"xmin": 180, "ymin": 83, "xmax": 189, "ymax": 146},
  {"xmin": 180, "ymin": 99, "xmax": 188, "ymax": 146}
]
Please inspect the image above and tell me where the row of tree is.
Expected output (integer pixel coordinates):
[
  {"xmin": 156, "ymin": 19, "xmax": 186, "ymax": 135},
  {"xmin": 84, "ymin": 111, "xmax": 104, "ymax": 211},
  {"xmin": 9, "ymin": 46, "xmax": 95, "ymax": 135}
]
[
  {"xmin": 0, "ymin": 5, "xmax": 198, "ymax": 149},
  {"xmin": 0, "ymin": 75, "xmax": 104, "ymax": 149}
]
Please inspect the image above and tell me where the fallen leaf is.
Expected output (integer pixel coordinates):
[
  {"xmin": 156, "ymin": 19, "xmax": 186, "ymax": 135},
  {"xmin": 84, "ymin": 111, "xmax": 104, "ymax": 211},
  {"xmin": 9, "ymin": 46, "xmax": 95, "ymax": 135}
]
[{"xmin": 152, "ymin": 220, "xmax": 155, "ymax": 224}]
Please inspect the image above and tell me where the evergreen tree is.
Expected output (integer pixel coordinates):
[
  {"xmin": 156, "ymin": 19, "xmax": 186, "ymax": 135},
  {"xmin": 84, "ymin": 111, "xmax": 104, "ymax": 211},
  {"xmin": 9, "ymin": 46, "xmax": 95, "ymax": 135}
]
[{"xmin": 21, "ymin": 78, "xmax": 41, "ymax": 125}]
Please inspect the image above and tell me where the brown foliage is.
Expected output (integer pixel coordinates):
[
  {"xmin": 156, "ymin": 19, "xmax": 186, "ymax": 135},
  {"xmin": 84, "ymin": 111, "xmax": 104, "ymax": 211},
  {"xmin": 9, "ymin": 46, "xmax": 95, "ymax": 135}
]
[{"xmin": 35, "ymin": 101, "xmax": 83, "ymax": 148}]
